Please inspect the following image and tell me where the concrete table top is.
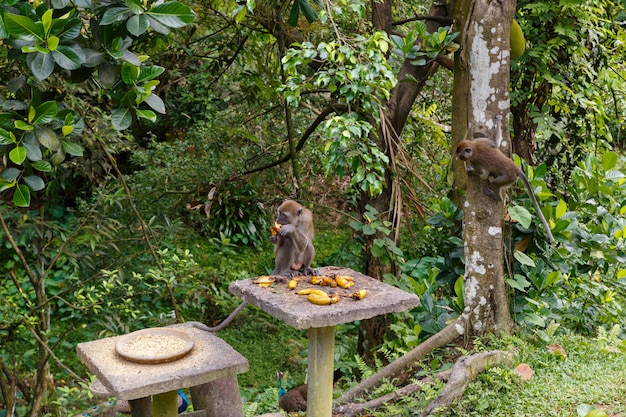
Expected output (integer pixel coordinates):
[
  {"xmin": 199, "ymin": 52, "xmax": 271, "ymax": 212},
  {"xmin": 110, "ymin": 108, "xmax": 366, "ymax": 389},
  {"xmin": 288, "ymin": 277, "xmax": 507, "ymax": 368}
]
[
  {"xmin": 228, "ymin": 266, "xmax": 420, "ymax": 329},
  {"xmin": 76, "ymin": 323, "xmax": 249, "ymax": 401},
  {"xmin": 229, "ymin": 266, "xmax": 419, "ymax": 417}
]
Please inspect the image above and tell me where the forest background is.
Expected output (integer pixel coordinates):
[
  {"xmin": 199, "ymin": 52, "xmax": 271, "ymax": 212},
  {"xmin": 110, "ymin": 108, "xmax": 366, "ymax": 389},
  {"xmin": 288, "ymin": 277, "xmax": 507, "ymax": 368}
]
[{"xmin": 1, "ymin": 0, "xmax": 626, "ymax": 416}]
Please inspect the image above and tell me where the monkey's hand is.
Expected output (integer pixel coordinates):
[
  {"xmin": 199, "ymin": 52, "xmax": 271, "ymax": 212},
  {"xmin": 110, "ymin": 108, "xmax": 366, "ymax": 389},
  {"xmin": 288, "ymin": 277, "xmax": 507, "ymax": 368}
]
[
  {"xmin": 278, "ymin": 224, "xmax": 296, "ymax": 236},
  {"xmin": 464, "ymin": 164, "xmax": 475, "ymax": 175},
  {"xmin": 269, "ymin": 235, "xmax": 278, "ymax": 244}
]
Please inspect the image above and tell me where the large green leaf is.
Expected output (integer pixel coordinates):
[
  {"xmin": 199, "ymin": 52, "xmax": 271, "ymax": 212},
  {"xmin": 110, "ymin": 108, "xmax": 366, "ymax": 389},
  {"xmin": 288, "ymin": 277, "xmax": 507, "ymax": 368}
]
[
  {"xmin": 3, "ymin": 13, "xmax": 44, "ymax": 40},
  {"xmin": 123, "ymin": 0, "xmax": 146, "ymax": 15},
  {"xmin": 121, "ymin": 62, "xmax": 140, "ymax": 84},
  {"xmin": 298, "ymin": 0, "xmax": 318, "ymax": 23},
  {"xmin": 52, "ymin": 44, "xmax": 85, "ymax": 70},
  {"xmin": 35, "ymin": 126, "xmax": 60, "ymax": 150},
  {"xmin": 111, "ymin": 107, "xmax": 133, "ymax": 130},
  {"xmin": 147, "ymin": 2, "xmax": 196, "ymax": 28},
  {"xmin": 31, "ymin": 101, "xmax": 58, "ymax": 125},
  {"xmin": 136, "ymin": 108, "xmax": 156, "ymax": 122},
  {"xmin": 127, "ymin": 14, "xmax": 149, "ymax": 36},
  {"xmin": 508, "ymin": 205, "xmax": 532, "ymax": 229},
  {"xmin": 62, "ymin": 141, "xmax": 84, "ymax": 156},
  {"xmin": 144, "ymin": 94, "xmax": 166, "ymax": 114},
  {"xmin": 101, "ymin": 6, "xmax": 134, "ymax": 25},
  {"xmin": 13, "ymin": 184, "xmax": 31, "ymax": 207},
  {"xmin": 32, "ymin": 160, "xmax": 52, "ymax": 172},
  {"xmin": 287, "ymin": 2, "xmax": 299, "ymax": 27},
  {"xmin": 24, "ymin": 175, "xmax": 45, "ymax": 191},
  {"xmin": 9, "ymin": 145, "xmax": 27, "ymax": 164},
  {"xmin": 27, "ymin": 52, "xmax": 55, "ymax": 80},
  {"xmin": 138, "ymin": 65, "xmax": 165, "ymax": 82},
  {"xmin": 23, "ymin": 136, "xmax": 43, "ymax": 161},
  {"xmin": 0, "ymin": 128, "xmax": 13, "ymax": 145}
]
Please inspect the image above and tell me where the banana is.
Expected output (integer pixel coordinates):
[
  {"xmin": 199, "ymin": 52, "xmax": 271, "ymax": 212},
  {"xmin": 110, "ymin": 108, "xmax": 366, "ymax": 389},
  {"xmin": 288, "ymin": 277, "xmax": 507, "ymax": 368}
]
[
  {"xmin": 321, "ymin": 276, "xmax": 337, "ymax": 287},
  {"xmin": 310, "ymin": 275, "xmax": 326, "ymax": 285},
  {"xmin": 297, "ymin": 288, "xmax": 328, "ymax": 296},
  {"xmin": 288, "ymin": 279, "xmax": 298, "ymax": 290},
  {"xmin": 335, "ymin": 275, "xmax": 355, "ymax": 289},
  {"xmin": 308, "ymin": 292, "xmax": 332, "ymax": 305},
  {"xmin": 352, "ymin": 289, "xmax": 367, "ymax": 300},
  {"xmin": 254, "ymin": 276, "xmax": 274, "ymax": 288},
  {"xmin": 271, "ymin": 222, "xmax": 281, "ymax": 236}
]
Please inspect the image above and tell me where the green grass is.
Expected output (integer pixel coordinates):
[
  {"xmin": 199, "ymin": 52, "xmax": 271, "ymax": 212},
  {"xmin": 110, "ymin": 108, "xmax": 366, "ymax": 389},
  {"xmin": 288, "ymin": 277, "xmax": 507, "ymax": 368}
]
[{"xmin": 427, "ymin": 333, "xmax": 626, "ymax": 417}]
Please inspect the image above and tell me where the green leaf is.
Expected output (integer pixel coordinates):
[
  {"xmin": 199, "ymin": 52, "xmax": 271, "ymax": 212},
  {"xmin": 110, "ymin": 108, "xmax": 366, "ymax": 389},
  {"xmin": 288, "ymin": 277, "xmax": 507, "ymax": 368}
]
[
  {"xmin": 24, "ymin": 175, "xmax": 45, "ymax": 191},
  {"xmin": 32, "ymin": 101, "xmax": 58, "ymax": 125},
  {"xmin": 121, "ymin": 62, "xmax": 140, "ymax": 84},
  {"xmin": 601, "ymin": 151, "xmax": 618, "ymax": 171},
  {"xmin": 47, "ymin": 35, "xmax": 60, "ymax": 51},
  {"xmin": 51, "ymin": 44, "xmax": 85, "ymax": 70},
  {"xmin": 62, "ymin": 141, "xmax": 84, "ymax": 156},
  {"xmin": 506, "ymin": 274, "xmax": 531, "ymax": 292},
  {"xmin": 508, "ymin": 205, "xmax": 532, "ymax": 229},
  {"xmin": 111, "ymin": 107, "xmax": 133, "ymax": 130},
  {"xmin": 4, "ymin": 13, "xmax": 44, "ymax": 39},
  {"xmin": 13, "ymin": 184, "xmax": 31, "ymax": 207},
  {"xmin": 144, "ymin": 94, "xmax": 166, "ymax": 114},
  {"xmin": 23, "ymin": 137, "xmax": 42, "ymax": 161},
  {"xmin": 35, "ymin": 126, "xmax": 60, "ymax": 150},
  {"xmin": 287, "ymin": 1, "xmax": 300, "ymax": 27},
  {"xmin": 298, "ymin": 0, "xmax": 318, "ymax": 23},
  {"xmin": 9, "ymin": 146, "xmax": 27, "ymax": 164},
  {"xmin": 27, "ymin": 51, "xmax": 55, "ymax": 80},
  {"xmin": 32, "ymin": 160, "xmax": 53, "ymax": 172},
  {"xmin": 514, "ymin": 250, "xmax": 536, "ymax": 267},
  {"xmin": 2, "ymin": 168, "xmax": 21, "ymax": 181},
  {"xmin": 138, "ymin": 65, "xmax": 165, "ymax": 82},
  {"xmin": 136, "ymin": 108, "xmax": 157, "ymax": 122},
  {"xmin": 101, "ymin": 6, "xmax": 133, "ymax": 25},
  {"xmin": 555, "ymin": 199, "xmax": 567, "ymax": 219},
  {"xmin": 42, "ymin": 9, "xmax": 53, "ymax": 34},
  {"xmin": 127, "ymin": 14, "xmax": 150, "ymax": 36},
  {"xmin": 123, "ymin": 0, "xmax": 146, "ymax": 14},
  {"xmin": 15, "ymin": 120, "xmax": 34, "ymax": 131},
  {"xmin": 147, "ymin": 2, "xmax": 196, "ymax": 28},
  {"xmin": 0, "ymin": 128, "xmax": 14, "ymax": 145}
]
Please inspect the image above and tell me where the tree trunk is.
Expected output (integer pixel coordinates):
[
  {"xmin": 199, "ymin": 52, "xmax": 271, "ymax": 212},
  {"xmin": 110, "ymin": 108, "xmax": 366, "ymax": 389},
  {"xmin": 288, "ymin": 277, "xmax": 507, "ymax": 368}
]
[
  {"xmin": 356, "ymin": 0, "xmax": 450, "ymax": 363},
  {"xmin": 452, "ymin": 0, "xmax": 515, "ymax": 336}
]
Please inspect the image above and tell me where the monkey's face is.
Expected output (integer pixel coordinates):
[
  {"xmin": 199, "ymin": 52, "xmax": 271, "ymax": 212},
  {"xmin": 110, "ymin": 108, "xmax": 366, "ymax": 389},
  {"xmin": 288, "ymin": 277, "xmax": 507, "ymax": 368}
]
[{"xmin": 456, "ymin": 144, "xmax": 473, "ymax": 161}]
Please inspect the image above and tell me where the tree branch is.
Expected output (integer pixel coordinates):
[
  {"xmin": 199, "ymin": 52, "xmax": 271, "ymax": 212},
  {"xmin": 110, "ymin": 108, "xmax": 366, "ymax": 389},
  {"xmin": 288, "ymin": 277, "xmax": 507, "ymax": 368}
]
[{"xmin": 419, "ymin": 350, "xmax": 516, "ymax": 417}]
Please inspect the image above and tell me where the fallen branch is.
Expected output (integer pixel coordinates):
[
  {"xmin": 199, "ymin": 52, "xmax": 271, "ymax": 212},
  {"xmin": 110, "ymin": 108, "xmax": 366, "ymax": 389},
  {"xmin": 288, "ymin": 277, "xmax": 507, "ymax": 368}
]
[
  {"xmin": 337, "ymin": 318, "xmax": 465, "ymax": 404},
  {"xmin": 419, "ymin": 350, "xmax": 516, "ymax": 417},
  {"xmin": 334, "ymin": 369, "xmax": 452, "ymax": 417}
]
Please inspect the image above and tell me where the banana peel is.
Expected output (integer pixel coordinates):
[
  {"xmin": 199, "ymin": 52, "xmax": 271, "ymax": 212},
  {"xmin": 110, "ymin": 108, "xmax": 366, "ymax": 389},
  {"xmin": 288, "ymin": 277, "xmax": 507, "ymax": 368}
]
[
  {"xmin": 288, "ymin": 279, "xmax": 298, "ymax": 290},
  {"xmin": 271, "ymin": 222, "xmax": 281, "ymax": 236}
]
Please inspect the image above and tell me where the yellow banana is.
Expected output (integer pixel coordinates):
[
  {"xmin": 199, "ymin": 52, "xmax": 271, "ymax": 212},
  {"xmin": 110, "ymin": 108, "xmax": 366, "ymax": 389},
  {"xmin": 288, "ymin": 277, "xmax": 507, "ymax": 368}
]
[
  {"xmin": 309, "ymin": 276, "xmax": 323, "ymax": 285},
  {"xmin": 254, "ymin": 276, "xmax": 274, "ymax": 288},
  {"xmin": 308, "ymin": 292, "xmax": 332, "ymax": 305},
  {"xmin": 352, "ymin": 289, "xmax": 367, "ymax": 300},
  {"xmin": 335, "ymin": 275, "xmax": 355, "ymax": 289},
  {"xmin": 288, "ymin": 279, "xmax": 298, "ymax": 290},
  {"xmin": 297, "ymin": 288, "xmax": 328, "ymax": 296},
  {"xmin": 321, "ymin": 276, "xmax": 337, "ymax": 287}
]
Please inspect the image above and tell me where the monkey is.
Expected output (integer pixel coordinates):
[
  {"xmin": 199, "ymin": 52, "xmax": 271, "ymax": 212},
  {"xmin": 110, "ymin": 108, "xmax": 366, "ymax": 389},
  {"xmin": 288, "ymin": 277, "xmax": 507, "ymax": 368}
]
[
  {"xmin": 270, "ymin": 200, "xmax": 317, "ymax": 277},
  {"xmin": 456, "ymin": 119, "xmax": 556, "ymax": 244}
]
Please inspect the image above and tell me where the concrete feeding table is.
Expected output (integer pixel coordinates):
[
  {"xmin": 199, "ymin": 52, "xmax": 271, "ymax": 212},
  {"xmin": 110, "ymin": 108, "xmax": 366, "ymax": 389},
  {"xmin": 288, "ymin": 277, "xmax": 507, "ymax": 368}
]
[
  {"xmin": 76, "ymin": 323, "xmax": 249, "ymax": 417},
  {"xmin": 229, "ymin": 266, "xmax": 419, "ymax": 417}
]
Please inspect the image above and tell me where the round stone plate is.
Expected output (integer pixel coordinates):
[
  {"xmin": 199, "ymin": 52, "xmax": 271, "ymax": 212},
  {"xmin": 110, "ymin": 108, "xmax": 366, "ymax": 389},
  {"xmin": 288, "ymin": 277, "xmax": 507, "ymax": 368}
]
[{"xmin": 116, "ymin": 327, "xmax": 194, "ymax": 364}]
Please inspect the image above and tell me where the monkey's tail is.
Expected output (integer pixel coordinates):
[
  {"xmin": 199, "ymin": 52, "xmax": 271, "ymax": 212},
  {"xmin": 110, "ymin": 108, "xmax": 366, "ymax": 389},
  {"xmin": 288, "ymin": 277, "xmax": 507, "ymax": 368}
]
[
  {"xmin": 520, "ymin": 173, "xmax": 556, "ymax": 244},
  {"xmin": 190, "ymin": 301, "xmax": 248, "ymax": 332}
]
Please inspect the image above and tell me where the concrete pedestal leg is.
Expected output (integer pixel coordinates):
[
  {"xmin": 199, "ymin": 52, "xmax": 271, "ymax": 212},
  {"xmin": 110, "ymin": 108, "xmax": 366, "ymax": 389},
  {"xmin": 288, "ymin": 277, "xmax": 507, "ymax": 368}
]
[
  {"xmin": 129, "ymin": 396, "xmax": 152, "ymax": 417},
  {"xmin": 307, "ymin": 326, "xmax": 336, "ymax": 417},
  {"xmin": 190, "ymin": 376, "xmax": 244, "ymax": 417},
  {"xmin": 152, "ymin": 390, "xmax": 178, "ymax": 417}
]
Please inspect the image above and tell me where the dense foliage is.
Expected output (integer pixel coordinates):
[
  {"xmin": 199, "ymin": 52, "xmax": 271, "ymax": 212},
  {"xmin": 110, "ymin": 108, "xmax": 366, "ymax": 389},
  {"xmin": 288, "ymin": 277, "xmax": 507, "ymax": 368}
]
[{"xmin": 0, "ymin": 0, "xmax": 625, "ymax": 415}]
